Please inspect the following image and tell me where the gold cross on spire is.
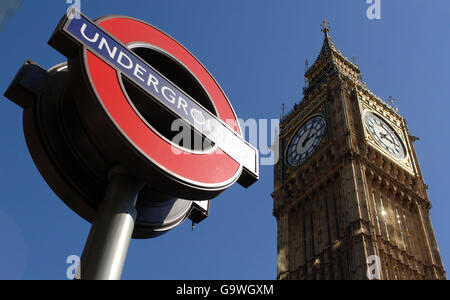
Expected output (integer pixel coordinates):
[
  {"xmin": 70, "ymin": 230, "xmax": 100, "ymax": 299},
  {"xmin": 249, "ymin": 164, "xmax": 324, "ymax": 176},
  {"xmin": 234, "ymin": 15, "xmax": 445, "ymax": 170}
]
[{"xmin": 321, "ymin": 19, "xmax": 330, "ymax": 34}]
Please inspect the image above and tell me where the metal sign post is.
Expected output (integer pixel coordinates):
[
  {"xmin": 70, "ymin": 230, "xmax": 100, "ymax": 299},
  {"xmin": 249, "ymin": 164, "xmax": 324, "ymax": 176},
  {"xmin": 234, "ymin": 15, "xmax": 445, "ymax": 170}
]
[{"xmin": 79, "ymin": 170, "xmax": 144, "ymax": 280}]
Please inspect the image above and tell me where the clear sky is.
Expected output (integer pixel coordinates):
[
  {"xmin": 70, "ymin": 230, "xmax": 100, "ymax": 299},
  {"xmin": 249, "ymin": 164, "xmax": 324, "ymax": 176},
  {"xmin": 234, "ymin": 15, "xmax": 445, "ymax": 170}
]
[{"xmin": 0, "ymin": 0, "xmax": 449, "ymax": 279}]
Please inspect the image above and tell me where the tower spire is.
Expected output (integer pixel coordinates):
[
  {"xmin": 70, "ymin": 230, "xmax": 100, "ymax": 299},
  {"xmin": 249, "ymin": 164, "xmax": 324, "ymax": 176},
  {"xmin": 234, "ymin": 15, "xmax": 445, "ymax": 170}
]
[
  {"xmin": 318, "ymin": 19, "xmax": 340, "ymax": 58},
  {"xmin": 303, "ymin": 19, "xmax": 362, "ymax": 95}
]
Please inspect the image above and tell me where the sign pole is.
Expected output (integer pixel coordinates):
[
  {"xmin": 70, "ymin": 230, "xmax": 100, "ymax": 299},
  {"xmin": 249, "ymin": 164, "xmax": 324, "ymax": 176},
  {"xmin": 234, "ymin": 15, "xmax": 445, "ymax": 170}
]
[{"xmin": 78, "ymin": 169, "xmax": 144, "ymax": 280}]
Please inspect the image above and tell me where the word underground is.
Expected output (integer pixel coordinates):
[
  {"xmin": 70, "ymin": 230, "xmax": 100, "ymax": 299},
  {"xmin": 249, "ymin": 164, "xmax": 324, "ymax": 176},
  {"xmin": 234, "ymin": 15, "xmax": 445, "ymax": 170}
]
[{"xmin": 63, "ymin": 13, "xmax": 257, "ymax": 176}]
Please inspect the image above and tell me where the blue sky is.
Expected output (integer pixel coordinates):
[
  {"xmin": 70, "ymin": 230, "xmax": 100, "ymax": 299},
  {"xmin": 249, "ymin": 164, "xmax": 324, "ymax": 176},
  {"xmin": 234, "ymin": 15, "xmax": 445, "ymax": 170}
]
[{"xmin": 0, "ymin": 0, "xmax": 449, "ymax": 279}]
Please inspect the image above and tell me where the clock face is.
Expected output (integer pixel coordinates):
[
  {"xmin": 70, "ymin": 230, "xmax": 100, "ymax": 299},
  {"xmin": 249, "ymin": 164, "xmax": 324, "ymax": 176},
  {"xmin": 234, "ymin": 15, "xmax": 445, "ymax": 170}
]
[
  {"xmin": 364, "ymin": 111, "xmax": 406, "ymax": 160},
  {"xmin": 286, "ymin": 115, "xmax": 326, "ymax": 167}
]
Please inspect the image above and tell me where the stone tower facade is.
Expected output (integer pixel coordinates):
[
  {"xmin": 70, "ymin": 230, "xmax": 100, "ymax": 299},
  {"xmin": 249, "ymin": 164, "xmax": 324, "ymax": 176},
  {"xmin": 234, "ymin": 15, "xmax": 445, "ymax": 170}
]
[{"xmin": 272, "ymin": 21, "xmax": 446, "ymax": 280}]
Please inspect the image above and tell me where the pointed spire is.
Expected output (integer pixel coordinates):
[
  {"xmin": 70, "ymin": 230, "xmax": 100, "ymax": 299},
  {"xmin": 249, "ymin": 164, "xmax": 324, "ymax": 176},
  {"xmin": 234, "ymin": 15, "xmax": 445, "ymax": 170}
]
[
  {"xmin": 303, "ymin": 19, "xmax": 363, "ymax": 95},
  {"xmin": 317, "ymin": 19, "xmax": 343, "ymax": 59}
]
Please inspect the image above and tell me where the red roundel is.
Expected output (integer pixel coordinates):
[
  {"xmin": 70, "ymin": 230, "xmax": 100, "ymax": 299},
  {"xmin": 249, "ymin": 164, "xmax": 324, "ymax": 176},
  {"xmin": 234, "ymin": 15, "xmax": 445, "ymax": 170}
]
[{"xmin": 83, "ymin": 16, "xmax": 242, "ymax": 188}]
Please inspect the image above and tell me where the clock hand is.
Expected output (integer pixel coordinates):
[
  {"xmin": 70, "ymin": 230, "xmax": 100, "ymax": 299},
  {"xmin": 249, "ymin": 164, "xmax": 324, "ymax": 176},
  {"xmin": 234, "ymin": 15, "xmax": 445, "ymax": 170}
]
[
  {"xmin": 302, "ymin": 132, "xmax": 316, "ymax": 147},
  {"xmin": 380, "ymin": 133, "xmax": 394, "ymax": 144},
  {"xmin": 307, "ymin": 128, "xmax": 316, "ymax": 138}
]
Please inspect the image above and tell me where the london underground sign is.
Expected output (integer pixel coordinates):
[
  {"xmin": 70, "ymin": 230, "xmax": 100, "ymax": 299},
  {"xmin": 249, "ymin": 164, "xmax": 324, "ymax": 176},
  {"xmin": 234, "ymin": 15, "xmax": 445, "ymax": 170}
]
[
  {"xmin": 49, "ymin": 9, "xmax": 258, "ymax": 193},
  {"xmin": 4, "ymin": 9, "xmax": 258, "ymax": 279}
]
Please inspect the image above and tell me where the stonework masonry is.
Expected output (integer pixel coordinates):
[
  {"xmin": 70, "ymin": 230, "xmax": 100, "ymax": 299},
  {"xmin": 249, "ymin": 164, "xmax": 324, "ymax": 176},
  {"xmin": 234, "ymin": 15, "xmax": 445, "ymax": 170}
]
[{"xmin": 272, "ymin": 22, "xmax": 446, "ymax": 280}]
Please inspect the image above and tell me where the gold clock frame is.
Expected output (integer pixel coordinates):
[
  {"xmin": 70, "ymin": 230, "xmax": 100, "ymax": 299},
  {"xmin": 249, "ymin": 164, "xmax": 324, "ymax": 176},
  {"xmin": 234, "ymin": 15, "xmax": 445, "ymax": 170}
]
[{"xmin": 357, "ymin": 90, "xmax": 417, "ymax": 175}]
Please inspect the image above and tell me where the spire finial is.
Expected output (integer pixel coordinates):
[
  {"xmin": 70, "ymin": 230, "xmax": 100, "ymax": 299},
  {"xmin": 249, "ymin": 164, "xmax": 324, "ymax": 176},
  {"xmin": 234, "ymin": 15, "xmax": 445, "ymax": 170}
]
[
  {"xmin": 281, "ymin": 103, "xmax": 287, "ymax": 118},
  {"xmin": 389, "ymin": 96, "xmax": 395, "ymax": 107},
  {"xmin": 389, "ymin": 96, "xmax": 399, "ymax": 113},
  {"xmin": 321, "ymin": 19, "xmax": 330, "ymax": 34}
]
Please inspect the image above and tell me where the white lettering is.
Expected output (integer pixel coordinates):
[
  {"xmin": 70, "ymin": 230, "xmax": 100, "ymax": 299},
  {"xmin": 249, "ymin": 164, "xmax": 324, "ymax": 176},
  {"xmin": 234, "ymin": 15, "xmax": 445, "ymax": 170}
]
[
  {"xmin": 366, "ymin": 0, "xmax": 381, "ymax": 20},
  {"xmin": 257, "ymin": 119, "xmax": 280, "ymax": 166},
  {"xmin": 117, "ymin": 51, "xmax": 133, "ymax": 69},
  {"xmin": 147, "ymin": 74, "xmax": 160, "ymax": 93},
  {"xmin": 161, "ymin": 86, "xmax": 176, "ymax": 104},
  {"xmin": 190, "ymin": 108, "xmax": 205, "ymax": 125},
  {"xmin": 99, "ymin": 37, "xmax": 117, "ymax": 59},
  {"xmin": 177, "ymin": 97, "xmax": 189, "ymax": 116},
  {"xmin": 80, "ymin": 23, "xmax": 99, "ymax": 43},
  {"xmin": 66, "ymin": 255, "xmax": 80, "ymax": 280},
  {"xmin": 367, "ymin": 254, "xmax": 381, "ymax": 280},
  {"xmin": 176, "ymin": 284, "xmax": 210, "ymax": 298},
  {"xmin": 66, "ymin": 0, "xmax": 81, "ymax": 20},
  {"xmin": 171, "ymin": 119, "xmax": 190, "ymax": 154},
  {"xmin": 133, "ymin": 63, "xmax": 147, "ymax": 82}
]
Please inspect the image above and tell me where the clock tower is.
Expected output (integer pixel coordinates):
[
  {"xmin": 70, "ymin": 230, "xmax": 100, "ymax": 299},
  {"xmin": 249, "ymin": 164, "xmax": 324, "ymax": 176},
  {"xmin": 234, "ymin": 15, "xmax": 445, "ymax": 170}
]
[{"xmin": 272, "ymin": 21, "xmax": 446, "ymax": 280}]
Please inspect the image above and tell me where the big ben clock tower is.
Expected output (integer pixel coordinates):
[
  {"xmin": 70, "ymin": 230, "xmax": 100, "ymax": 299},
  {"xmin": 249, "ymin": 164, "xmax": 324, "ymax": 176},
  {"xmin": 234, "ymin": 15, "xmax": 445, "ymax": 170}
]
[{"xmin": 272, "ymin": 21, "xmax": 446, "ymax": 280}]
